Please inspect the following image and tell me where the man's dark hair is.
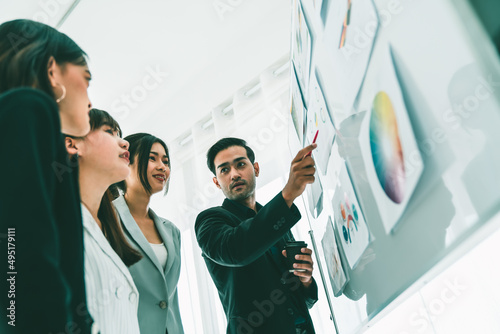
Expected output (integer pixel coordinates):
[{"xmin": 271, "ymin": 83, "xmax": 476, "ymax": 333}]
[{"xmin": 207, "ymin": 137, "xmax": 255, "ymax": 175}]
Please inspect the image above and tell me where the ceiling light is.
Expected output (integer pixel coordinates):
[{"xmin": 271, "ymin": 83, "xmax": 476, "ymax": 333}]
[
  {"xmin": 222, "ymin": 104, "xmax": 233, "ymax": 115},
  {"xmin": 202, "ymin": 119, "xmax": 214, "ymax": 130},
  {"xmin": 179, "ymin": 134, "xmax": 193, "ymax": 146},
  {"xmin": 272, "ymin": 61, "xmax": 290, "ymax": 77},
  {"xmin": 244, "ymin": 83, "xmax": 261, "ymax": 97}
]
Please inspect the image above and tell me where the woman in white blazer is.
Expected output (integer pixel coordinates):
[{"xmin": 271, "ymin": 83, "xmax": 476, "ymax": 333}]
[
  {"xmin": 65, "ymin": 109, "xmax": 142, "ymax": 334},
  {"xmin": 113, "ymin": 133, "xmax": 184, "ymax": 334}
]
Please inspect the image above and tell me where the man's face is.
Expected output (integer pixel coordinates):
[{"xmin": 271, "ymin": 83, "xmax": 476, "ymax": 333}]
[{"xmin": 213, "ymin": 146, "xmax": 259, "ymax": 202}]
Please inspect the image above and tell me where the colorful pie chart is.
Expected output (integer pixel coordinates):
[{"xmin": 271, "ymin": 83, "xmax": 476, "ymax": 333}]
[{"xmin": 369, "ymin": 91, "xmax": 406, "ymax": 204}]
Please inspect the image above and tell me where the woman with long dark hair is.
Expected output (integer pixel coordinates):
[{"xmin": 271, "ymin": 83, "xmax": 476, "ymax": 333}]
[
  {"xmin": 0, "ymin": 19, "xmax": 93, "ymax": 333},
  {"xmin": 113, "ymin": 133, "xmax": 184, "ymax": 334},
  {"xmin": 65, "ymin": 109, "xmax": 142, "ymax": 333}
]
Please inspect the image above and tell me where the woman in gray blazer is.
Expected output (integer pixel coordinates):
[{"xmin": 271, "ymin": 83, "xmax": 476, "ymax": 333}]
[{"xmin": 112, "ymin": 133, "xmax": 184, "ymax": 334}]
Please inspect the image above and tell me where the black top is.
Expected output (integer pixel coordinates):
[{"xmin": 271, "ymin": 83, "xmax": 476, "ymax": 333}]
[
  {"xmin": 195, "ymin": 192, "xmax": 318, "ymax": 334},
  {"xmin": 0, "ymin": 88, "xmax": 92, "ymax": 333}
]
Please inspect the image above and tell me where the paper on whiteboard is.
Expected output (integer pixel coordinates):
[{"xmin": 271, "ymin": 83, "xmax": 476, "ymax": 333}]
[
  {"xmin": 305, "ymin": 72, "xmax": 337, "ymax": 175},
  {"xmin": 332, "ymin": 162, "xmax": 370, "ymax": 269},
  {"xmin": 306, "ymin": 170, "xmax": 324, "ymax": 218},
  {"xmin": 292, "ymin": 0, "xmax": 312, "ymax": 99},
  {"xmin": 290, "ymin": 64, "xmax": 307, "ymax": 145},
  {"xmin": 312, "ymin": 0, "xmax": 324, "ymax": 14},
  {"xmin": 321, "ymin": 216, "xmax": 347, "ymax": 296},
  {"xmin": 324, "ymin": 0, "xmax": 378, "ymax": 120},
  {"xmin": 359, "ymin": 45, "xmax": 424, "ymax": 234}
]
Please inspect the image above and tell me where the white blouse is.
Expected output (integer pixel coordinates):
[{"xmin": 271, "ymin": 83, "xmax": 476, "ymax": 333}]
[
  {"xmin": 149, "ymin": 242, "xmax": 168, "ymax": 270},
  {"xmin": 81, "ymin": 205, "xmax": 140, "ymax": 334}
]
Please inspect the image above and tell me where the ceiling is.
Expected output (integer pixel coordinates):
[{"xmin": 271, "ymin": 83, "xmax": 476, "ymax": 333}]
[{"xmin": 0, "ymin": 0, "xmax": 291, "ymax": 141}]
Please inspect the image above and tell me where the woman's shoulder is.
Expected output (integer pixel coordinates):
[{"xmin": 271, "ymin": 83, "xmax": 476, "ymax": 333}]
[
  {"xmin": 150, "ymin": 209, "xmax": 181, "ymax": 235},
  {"xmin": 0, "ymin": 87, "xmax": 58, "ymax": 123},
  {"xmin": 164, "ymin": 218, "xmax": 181, "ymax": 235}
]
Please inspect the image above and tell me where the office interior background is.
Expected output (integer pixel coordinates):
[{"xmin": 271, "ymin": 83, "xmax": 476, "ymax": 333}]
[{"xmin": 2, "ymin": 0, "xmax": 500, "ymax": 333}]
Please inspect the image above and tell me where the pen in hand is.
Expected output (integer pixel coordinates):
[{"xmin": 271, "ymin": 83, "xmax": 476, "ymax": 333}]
[{"xmin": 306, "ymin": 130, "xmax": 319, "ymax": 157}]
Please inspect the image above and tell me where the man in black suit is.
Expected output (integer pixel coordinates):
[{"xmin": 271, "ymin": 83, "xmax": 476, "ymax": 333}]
[{"xmin": 195, "ymin": 137, "xmax": 318, "ymax": 334}]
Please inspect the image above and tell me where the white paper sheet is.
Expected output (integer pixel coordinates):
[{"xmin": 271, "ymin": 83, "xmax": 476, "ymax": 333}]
[
  {"xmin": 324, "ymin": 0, "xmax": 378, "ymax": 121},
  {"xmin": 305, "ymin": 72, "xmax": 337, "ymax": 174},
  {"xmin": 312, "ymin": 0, "xmax": 324, "ymax": 13},
  {"xmin": 358, "ymin": 45, "xmax": 424, "ymax": 234},
  {"xmin": 332, "ymin": 162, "xmax": 370, "ymax": 269},
  {"xmin": 321, "ymin": 216, "xmax": 347, "ymax": 296},
  {"xmin": 307, "ymin": 170, "xmax": 324, "ymax": 218},
  {"xmin": 292, "ymin": 0, "xmax": 312, "ymax": 99},
  {"xmin": 290, "ymin": 65, "xmax": 307, "ymax": 144}
]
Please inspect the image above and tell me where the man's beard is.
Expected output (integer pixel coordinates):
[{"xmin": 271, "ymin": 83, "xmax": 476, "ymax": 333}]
[{"xmin": 225, "ymin": 177, "xmax": 256, "ymax": 202}]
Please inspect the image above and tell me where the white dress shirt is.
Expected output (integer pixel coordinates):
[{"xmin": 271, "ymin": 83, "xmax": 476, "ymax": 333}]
[
  {"xmin": 149, "ymin": 242, "xmax": 168, "ymax": 270},
  {"xmin": 81, "ymin": 204, "xmax": 140, "ymax": 334}
]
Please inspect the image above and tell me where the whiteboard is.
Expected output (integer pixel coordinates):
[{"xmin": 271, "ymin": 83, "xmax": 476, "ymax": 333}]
[{"xmin": 292, "ymin": 0, "xmax": 500, "ymax": 332}]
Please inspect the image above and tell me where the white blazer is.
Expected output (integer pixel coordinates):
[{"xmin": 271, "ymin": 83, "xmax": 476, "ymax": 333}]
[{"xmin": 81, "ymin": 204, "xmax": 141, "ymax": 334}]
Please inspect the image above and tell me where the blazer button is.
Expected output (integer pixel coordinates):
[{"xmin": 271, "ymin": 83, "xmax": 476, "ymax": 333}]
[
  {"xmin": 287, "ymin": 308, "xmax": 294, "ymax": 315},
  {"xmin": 129, "ymin": 292, "xmax": 137, "ymax": 304},
  {"xmin": 159, "ymin": 300, "xmax": 167, "ymax": 309},
  {"xmin": 115, "ymin": 286, "xmax": 124, "ymax": 299},
  {"xmin": 280, "ymin": 278, "xmax": 286, "ymax": 284}
]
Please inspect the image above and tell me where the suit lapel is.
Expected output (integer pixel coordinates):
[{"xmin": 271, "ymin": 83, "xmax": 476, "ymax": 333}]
[
  {"xmin": 150, "ymin": 210, "xmax": 176, "ymax": 276},
  {"xmin": 113, "ymin": 196, "xmax": 164, "ymax": 275},
  {"xmin": 81, "ymin": 204, "xmax": 137, "ymax": 289}
]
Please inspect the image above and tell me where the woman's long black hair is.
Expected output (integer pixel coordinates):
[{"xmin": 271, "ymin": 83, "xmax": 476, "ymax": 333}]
[{"xmin": 0, "ymin": 19, "xmax": 87, "ymax": 96}]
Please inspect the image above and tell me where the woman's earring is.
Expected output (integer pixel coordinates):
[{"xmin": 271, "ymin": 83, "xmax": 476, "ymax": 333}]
[{"xmin": 56, "ymin": 83, "xmax": 66, "ymax": 103}]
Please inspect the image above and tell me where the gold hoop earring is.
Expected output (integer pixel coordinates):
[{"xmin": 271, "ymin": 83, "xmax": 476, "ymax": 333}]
[{"xmin": 56, "ymin": 83, "xmax": 66, "ymax": 103}]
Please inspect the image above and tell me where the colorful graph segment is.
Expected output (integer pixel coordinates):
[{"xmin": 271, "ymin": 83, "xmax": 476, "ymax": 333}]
[
  {"xmin": 369, "ymin": 91, "xmax": 406, "ymax": 204},
  {"xmin": 340, "ymin": 193, "xmax": 359, "ymax": 244}
]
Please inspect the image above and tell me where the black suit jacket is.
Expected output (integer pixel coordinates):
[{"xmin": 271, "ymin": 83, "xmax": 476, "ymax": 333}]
[
  {"xmin": 0, "ymin": 88, "xmax": 92, "ymax": 333},
  {"xmin": 195, "ymin": 193, "xmax": 318, "ymax": 334}
]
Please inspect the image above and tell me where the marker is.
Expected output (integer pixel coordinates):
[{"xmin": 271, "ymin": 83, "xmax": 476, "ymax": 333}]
[{"xmin": 306, "ymin": 130, "xmax": 319, "ymax": 157}]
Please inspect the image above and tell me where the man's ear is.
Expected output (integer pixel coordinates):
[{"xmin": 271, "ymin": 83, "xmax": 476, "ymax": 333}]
[
  {"xmin": 212, "ymin": 176, "xmax": 221, "ymax": 189},
  {"xmin": 65, "ymin": 136, "xmax": 80, "ymax": 157},
  {"xmin": 254, "ymin": 162, "xmax": 260, "ymax": 177}
]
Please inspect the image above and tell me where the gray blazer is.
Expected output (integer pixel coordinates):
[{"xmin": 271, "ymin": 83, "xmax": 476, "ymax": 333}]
[{"xmin": 113, "ymin": 195, "xmax": 184, "ymax": 334}]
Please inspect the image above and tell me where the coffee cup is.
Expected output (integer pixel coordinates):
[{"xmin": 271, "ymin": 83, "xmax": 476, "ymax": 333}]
[{"xmin": 284, "ymin": 241, "xmax": 308, "ymax": 272}]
